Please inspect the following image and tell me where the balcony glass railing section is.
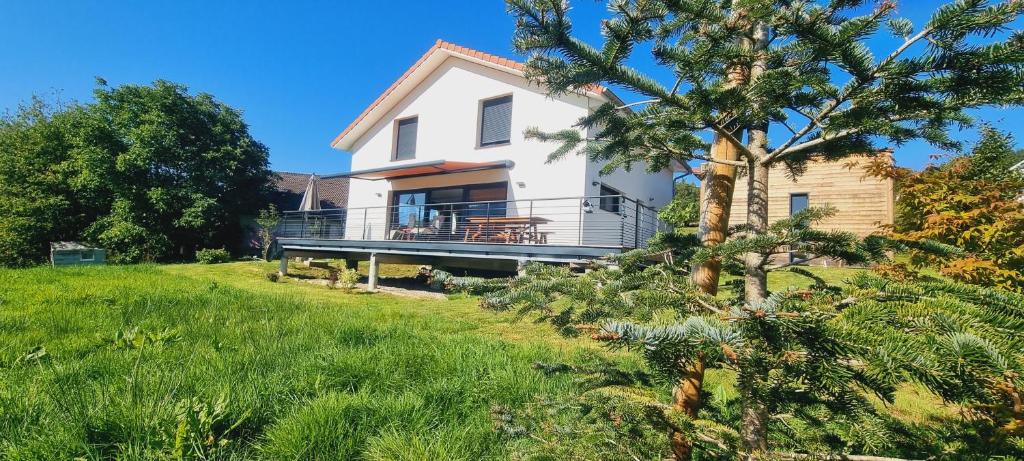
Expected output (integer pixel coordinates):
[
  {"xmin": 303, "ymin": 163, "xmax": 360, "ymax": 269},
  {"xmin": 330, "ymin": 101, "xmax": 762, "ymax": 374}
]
[{"xmin": 276, "ymin": 195, "xmax": 666, "ymax": 249}]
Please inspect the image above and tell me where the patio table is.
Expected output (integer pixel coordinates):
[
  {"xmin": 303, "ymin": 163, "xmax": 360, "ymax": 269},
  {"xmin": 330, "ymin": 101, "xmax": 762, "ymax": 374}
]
[{"xmin": 463, "ymin": 216, "xmax": 551, "ymax": 244}]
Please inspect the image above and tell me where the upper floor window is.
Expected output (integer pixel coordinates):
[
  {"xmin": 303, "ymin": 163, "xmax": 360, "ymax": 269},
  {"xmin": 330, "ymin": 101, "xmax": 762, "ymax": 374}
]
[
  {"xmin": 393, "ymin": 116, "xmax": 418, "ymax": 161},
  {"xmin": 479, "ymin": 95, "xmax": 512, "ymax": 147}
]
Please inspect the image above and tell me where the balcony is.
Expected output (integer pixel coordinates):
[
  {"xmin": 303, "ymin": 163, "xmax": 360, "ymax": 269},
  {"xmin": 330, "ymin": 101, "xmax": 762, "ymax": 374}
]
[{"xmin": 275, "ymin": 195, "xmax": 667, "ymax": 269}]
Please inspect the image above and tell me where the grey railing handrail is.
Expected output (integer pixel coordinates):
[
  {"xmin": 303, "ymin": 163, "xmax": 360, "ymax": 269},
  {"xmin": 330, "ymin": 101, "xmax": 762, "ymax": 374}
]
[
  {"xmin": 280, "ymin": 194, "xmax": 638, "ymax": 214},
  {"xmin": 276, "ymin": 194, "xmax": 666, "ymax": 250}
]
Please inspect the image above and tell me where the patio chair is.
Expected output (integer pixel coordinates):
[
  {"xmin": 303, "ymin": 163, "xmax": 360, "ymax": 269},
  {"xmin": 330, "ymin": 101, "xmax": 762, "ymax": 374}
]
[{"xmin": 403, "ymin": 214, "xmax": 445, "ymax": 240}]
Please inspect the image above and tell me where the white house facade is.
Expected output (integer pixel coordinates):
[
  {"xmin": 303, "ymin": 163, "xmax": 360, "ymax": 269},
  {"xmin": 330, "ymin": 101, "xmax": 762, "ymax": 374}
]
[{"xmin": 276, "ymin": 40, "xmax": 677, "ymax": 277}]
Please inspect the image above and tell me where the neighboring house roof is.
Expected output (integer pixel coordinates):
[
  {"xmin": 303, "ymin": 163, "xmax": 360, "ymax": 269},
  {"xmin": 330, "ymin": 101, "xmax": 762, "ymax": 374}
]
[
  {"xmin": 330, "ymin": 39, "xmax": 624, "ymax": 151},
  {"xmin": 272, "ymin": 172, "xmax": 349, "ymax": 210},
  {"xmin": 50, "ymin": 241, "xmax": 96, "ymax": 251},
  {"xmin": 1012, "ymin": 159, "xmax": 1024, "ymax": 171}
]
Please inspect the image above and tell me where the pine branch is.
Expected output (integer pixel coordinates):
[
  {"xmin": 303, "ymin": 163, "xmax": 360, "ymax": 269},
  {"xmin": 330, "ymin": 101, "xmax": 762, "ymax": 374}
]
[
  {"xmin": 774, "ymin": 452, "xmax": 923, "ymax": 461},
  {"xmin": 767, "ymin": 22, "xmax": 937, "ymax": 162}
]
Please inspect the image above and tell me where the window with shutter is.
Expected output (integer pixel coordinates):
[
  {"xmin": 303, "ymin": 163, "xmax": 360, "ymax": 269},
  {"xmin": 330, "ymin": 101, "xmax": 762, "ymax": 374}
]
[
  {"xmin": 393, "ymin": 117, "xmax": 418, "ymax": 160},
  {"xmin": 479, "ymin": 95, "xmax": 512, "ymax": 146}
]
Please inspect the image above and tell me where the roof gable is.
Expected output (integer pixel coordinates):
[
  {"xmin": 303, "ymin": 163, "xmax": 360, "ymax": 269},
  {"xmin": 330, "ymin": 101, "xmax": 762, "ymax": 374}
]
[{"xmin": 330, "ymin": 39, "xmax": 620, "ymax": 151}]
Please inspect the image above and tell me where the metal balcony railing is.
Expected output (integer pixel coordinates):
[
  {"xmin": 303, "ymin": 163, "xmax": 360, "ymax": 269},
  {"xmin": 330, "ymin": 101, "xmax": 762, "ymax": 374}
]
[{"xmin": 276, "ymin": 195, "xmax": 666, "ymax": 249}]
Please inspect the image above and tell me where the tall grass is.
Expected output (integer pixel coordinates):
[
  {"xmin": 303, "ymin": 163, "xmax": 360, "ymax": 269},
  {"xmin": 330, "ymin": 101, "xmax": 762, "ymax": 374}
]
[{"xmin": 0, "ymin": 263, "xmax": 606, "ymax": 459}]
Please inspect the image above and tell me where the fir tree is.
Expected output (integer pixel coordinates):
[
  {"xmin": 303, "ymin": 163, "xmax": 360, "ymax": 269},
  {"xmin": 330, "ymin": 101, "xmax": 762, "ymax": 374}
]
[
  {"xmin": 437, "ymin": 213, "xmax": 1024, "ymax": 458},
  {"xmin": 506, "ymin": 0, "xmax": 1024, "ymax": 299},
  {"xmin": 504, "ymin": 1, "xmax": 1024, "ymax": 453}
]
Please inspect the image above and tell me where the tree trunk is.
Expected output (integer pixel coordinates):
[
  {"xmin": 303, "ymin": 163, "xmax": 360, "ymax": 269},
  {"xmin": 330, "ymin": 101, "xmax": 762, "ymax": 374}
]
[
  {"xmin": 740, "ymin": 19, "xmax": 773, "ymax": 458},
  {"xmin": 684, "ymin": 3, "xmax": 751, "ymax": 458},
  {"xmin": 741, "ymin": 399, "xmax": 769, "ymax": 458},
  {"xmin": 743, "ymin": 158, "xmax": 769, "ymax": 305},
  {"xmin": 693, "ymin": 135, "xmax": 742, "ymax": 296},
  {"xmin": 670, "ymin": 358, "xmax": 705, "ymax": 460},
  {"xmin": 692, "ymin": 0, "xmax": 751, "ymax": 296}
]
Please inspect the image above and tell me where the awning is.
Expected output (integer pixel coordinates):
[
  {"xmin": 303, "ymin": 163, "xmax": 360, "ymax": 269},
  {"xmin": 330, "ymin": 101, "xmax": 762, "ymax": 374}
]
[{"xmin": 323, "ymin": 159, "xmax": 514, "ymax": 181}]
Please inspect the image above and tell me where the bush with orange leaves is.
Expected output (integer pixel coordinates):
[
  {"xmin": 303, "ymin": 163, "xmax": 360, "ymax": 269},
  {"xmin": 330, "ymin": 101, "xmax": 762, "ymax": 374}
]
[{"xmin": 892, "ymin": 128, "xmax": 1024, "ymax": 292}]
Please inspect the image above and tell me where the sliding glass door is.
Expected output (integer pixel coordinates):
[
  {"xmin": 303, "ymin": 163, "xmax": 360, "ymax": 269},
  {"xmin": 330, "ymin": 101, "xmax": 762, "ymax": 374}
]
[{"xmin": 389, "ymin": 182, "xmax": 508, "ymax": 240}]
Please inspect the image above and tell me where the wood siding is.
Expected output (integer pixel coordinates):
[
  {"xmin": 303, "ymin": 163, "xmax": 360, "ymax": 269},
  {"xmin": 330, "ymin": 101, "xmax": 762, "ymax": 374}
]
[{"xmin": 725, "ymin": 157, "xmax": 894, "ymax": 237}]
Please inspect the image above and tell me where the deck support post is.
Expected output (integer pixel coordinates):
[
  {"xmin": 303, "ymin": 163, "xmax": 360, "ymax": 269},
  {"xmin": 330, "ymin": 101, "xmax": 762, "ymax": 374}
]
[
  {"xmin": 278, "ymin": 252, "xmax": 289, "ymax": 276},
  {"xmin": 367, "ymin": 252, "xmax": 380, "ymax": 291},
  {"xmin": 517, "ymin": 258, "xmax": 529, "ymax": 276}
]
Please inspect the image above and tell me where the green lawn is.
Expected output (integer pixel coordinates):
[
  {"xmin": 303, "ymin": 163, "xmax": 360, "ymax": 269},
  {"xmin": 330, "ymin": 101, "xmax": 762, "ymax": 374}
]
[
  {"xmin": 0, "ymin": 262, "xmax": 638, "ymax": 460},
  {"xmin": 0, "ymin": 261, "xmax": 952, "ymax": 459}
]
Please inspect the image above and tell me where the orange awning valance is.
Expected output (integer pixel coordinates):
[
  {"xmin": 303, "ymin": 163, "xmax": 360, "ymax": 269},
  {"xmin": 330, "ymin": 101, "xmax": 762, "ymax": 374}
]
[{"xmin": 324, "ymin": 160, "xmax": 514, "ymax": 181}]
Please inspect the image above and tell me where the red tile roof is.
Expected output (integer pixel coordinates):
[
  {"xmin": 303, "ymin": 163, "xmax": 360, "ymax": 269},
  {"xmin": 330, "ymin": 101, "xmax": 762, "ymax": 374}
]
[{"xmin": 330, "ymin": 39, "xmax": 616, "ymax": 150}]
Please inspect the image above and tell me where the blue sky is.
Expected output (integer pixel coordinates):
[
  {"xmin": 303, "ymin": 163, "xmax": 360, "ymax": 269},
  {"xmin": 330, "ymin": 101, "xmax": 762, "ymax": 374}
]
[{"xmin": 1, "ymin": 1, "xmax": 1020, "ymax": 175}]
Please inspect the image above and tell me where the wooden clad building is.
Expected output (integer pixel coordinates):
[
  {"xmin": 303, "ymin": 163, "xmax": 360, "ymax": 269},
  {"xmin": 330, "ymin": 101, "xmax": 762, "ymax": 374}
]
[{"xmin": 706, "ymin": 154, "xmax": 895, "ymax": 238}]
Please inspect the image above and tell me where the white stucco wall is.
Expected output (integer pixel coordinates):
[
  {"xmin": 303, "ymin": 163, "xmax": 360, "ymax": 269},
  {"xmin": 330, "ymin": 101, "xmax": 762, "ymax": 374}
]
[
  {"xmin": 337, "ymin": 55, "xmax": 673, "ymax": 245},
  {"xmin": 579, "ymin": 155, "xmax": 675, "ymax": 246},
  {"xmin": 345, "ymin": 57, "xmax": 591, "ymax": 207}
]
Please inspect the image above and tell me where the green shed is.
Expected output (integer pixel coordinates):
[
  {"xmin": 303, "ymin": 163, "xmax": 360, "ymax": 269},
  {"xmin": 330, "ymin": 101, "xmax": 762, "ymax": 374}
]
[{"xmin": 50, "ymin": 242, "xmax": 106, "ymax": 266}]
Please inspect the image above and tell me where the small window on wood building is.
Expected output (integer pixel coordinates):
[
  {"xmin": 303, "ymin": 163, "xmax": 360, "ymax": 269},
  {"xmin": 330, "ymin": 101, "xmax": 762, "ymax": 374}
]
[
  {"xmin": 479, "ymin": 95, "xmax": 512, "ymax": 146},
  {"xmin": 789, "ymin": 194, "xmax": 810, "ymax": 263},
  {"xmin": 599, "ymin": 184, "xmax": 622, "ymax": 214},
  {"xmin": 393, "ymin": 117, "xmax": 418, "ymax": 161},
  {"xmin": 790, "ymin": 193, "xmax": 809, "ymax": 216}
]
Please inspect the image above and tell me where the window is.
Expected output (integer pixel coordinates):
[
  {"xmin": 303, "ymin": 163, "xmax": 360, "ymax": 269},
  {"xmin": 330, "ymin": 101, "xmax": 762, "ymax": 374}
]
[
  {"xmin": 79, "ymin": 250, "xmax": 95, "ymax": 262},
  {"xmin": 599, "ymin": 184, "xmax": 621, "ymax": 214},
  {"xmin": 389, "ymin": 182, "xmax": 509, "ymax": 234},
  {"xmin": 789, "ymin": 193, "xmax": 810, "ymax": 263},
  {"xmin": 393, "ymin": 117, "xmax": 418, "ymax": 160},
  {"xmin": 790, "ymin": 193, "xmax": 809, "ymax": 216},
  {"xmin": 479, "ymin": 95, "xmax": 512, "ymax": 146}
]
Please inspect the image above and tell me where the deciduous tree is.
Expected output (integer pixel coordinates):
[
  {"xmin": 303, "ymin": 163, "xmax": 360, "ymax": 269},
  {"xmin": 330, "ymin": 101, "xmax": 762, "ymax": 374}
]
[
  {"xmin": 659, "ymin": 181, "xmax": 701, "ymax": 228},
  {"xmin": 892, "ymin": 127, "xmax": 1024, "ymax": 291},
  {"xmin": 0, "ymin": 80, "xmax": 274, "ymax": 265}
]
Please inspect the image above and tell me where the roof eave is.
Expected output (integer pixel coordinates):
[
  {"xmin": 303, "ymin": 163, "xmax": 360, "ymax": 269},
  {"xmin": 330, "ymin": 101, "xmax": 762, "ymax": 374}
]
[{"xmin": 330, "ymin": 40, "xmax": 623, "ymax": 152}]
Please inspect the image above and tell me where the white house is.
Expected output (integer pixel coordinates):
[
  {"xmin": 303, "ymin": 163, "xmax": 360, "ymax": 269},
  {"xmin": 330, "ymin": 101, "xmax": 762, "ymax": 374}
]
[{"xmin": 277, "ymin": 40, "xmax": 677, "ymax": 278}]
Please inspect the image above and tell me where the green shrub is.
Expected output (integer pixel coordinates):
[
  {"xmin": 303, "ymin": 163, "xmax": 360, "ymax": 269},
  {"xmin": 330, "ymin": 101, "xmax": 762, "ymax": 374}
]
[
  {"xmin": 338, "ymin": 269, "xmax": 360, "ymax": 290},
  {"xmin": 195, "ymin": 248, "xmax": 231, "ymax": 264}
]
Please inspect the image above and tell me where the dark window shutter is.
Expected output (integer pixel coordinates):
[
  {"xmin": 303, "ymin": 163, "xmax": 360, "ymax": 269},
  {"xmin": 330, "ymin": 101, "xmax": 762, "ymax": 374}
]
[
  {"xmin": 395, "ymin": 117, "xmax": 417, "ymax": 160},
  {"xmin": 480, "ymin": 96, "xmax": 512, "ymax": 146}
]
